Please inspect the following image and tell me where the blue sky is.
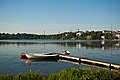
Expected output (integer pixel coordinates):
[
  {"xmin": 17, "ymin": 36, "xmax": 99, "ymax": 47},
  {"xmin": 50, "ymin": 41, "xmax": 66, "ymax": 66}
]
[{"xmin": 0, "ymin": 0, "xmax": 120, "ymax": 34}]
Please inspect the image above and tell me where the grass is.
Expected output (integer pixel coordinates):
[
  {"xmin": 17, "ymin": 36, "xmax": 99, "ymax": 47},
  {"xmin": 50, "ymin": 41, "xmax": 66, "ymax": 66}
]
[
  {"xmin": 0, "ymin": 68, "xmax": 120, "ymax": 80},
  {"xmin": 0, "ymin": 72, "xmax": 47, "ymax": 80}
]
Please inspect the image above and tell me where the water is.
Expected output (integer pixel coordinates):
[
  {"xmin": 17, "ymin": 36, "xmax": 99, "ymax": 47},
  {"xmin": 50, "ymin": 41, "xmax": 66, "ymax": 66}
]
[{"xmin": 0, "ymin": 40, "xmax": 120, "ymax": 75}]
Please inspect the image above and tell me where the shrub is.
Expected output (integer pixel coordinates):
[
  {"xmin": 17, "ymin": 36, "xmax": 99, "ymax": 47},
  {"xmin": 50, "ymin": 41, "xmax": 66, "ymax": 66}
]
[{"xmin": 0, "ymin": 68, "xmax": 120, "ymax": 80}]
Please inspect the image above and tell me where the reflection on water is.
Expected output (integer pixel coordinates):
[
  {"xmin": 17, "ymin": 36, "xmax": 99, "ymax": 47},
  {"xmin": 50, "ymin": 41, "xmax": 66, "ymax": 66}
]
[
  {"xmin": 0, "ymin": 40, "xmax": 120, "ymax": 50},
  {"xmin": 20, "ymin": 57, "xmax": 59, "ymax": 67},
  {"xmin": 55, "ymin": 41, "xmax": 120, "ymax": 50},
  {"xmin": 0, "ymin": 40, "xmax": 120, "ymax": 75}
]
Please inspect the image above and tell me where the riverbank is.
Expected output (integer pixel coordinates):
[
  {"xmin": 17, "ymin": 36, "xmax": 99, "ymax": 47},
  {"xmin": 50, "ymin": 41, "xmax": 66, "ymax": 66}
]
[
  {"xmin": 0, "ymin": 68, "xmax": 120, "ymax": 80},
  {"xmin": 0, "ymin": 31, "xmax": 119, "ymax": 40}
]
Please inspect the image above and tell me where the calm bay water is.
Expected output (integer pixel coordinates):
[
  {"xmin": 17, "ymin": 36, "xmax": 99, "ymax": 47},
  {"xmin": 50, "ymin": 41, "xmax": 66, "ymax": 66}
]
[{"xmin": 0, "ymin": 40, "xmax": 120, "ymax": 75}]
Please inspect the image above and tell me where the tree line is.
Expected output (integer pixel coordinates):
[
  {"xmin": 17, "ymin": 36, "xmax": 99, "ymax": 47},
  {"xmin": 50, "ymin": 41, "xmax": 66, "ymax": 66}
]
[
  {"xmin": 0, "ymin": 31, "xmax": 118, "ymax": 40},
  {"xmin": 80, "ymin": 31, "xmax": 117, "ymax": 40}
]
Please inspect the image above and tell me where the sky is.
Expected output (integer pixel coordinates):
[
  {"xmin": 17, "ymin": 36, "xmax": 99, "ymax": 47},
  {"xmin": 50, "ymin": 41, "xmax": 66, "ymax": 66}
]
[{"xmin": 0, "ymin": 0, "xmax": 120, "ymax": 34}]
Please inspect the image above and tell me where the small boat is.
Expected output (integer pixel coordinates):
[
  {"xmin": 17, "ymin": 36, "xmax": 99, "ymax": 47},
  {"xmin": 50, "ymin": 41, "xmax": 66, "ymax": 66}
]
[
  {"xmin": 20, "ymin": 53, "xmax": 59, "ymax": 59},
  {"xmin": 62, "ymin": 51, "xmax": 70, "ymax": 55},
  {"xmin": 20, "ymin": 51, "xmax": 70, "ymax": 59}
]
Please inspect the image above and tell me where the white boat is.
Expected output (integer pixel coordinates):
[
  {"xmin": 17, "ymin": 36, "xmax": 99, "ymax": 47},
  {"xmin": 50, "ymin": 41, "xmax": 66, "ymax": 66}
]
[
  {"xmin": 25, "ymin": 53, "xmax": 59, "ymax": 59},
  {"xmin": 20, "ymin": 51, "xmax": 70, "ymax": 59},
  {"xmin": 62, "ymin": 51, "xmax": 70, "ymax": 55}
]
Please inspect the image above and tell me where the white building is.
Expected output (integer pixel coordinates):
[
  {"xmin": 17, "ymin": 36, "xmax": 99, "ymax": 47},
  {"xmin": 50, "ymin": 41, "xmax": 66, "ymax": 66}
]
[
  {"xmin": 103, "ymin": 30, "xmax": 120, "ymax": 39},
  {"xmin": 76, "ymin": 29, "xmax": 84, "ymax": 37},
  {"xmin": 101, "ymin": 36, "xmax": 105, "ymax": 40}
]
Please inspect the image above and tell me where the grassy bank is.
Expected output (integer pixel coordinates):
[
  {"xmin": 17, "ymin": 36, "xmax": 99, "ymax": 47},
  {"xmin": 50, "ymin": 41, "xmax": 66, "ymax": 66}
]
[{"xmin": 0, "ymin": 68, "xmax": 120, "ymax": 80}]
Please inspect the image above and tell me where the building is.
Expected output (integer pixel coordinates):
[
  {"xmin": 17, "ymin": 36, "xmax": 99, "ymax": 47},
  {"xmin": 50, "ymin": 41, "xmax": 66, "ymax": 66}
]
[
  {"xmin": 76, "ymin": 29, "xmax": 84, "ymax": 37},
  {"xmin": 101, "ymin": 36, "xmax": 105, "ymax": 40},
  {"xmin": 103, "ymin": 30, "xmax": 120, "ymax": 38}
]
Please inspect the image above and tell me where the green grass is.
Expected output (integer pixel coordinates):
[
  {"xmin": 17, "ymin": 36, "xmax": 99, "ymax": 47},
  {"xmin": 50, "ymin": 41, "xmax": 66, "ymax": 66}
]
[
  {"xmin": 0, "ymin": 68, "xmax": 120, "ymax": 80},
  {"xmin": 0, "ymin": 72, "xmax": 47, "ymax": 80}
]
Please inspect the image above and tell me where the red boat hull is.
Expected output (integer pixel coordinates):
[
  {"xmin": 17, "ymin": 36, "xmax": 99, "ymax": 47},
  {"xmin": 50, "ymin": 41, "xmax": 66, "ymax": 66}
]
[{"xmin": 20, "ymin": 53, "xmax": 26, "ymax": 57}]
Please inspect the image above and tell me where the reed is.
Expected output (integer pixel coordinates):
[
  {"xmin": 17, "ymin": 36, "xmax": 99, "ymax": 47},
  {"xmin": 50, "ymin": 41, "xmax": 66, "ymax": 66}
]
[{"xmin": 0, "ymin": 68, "xmax": 120, "ymax": 80}]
